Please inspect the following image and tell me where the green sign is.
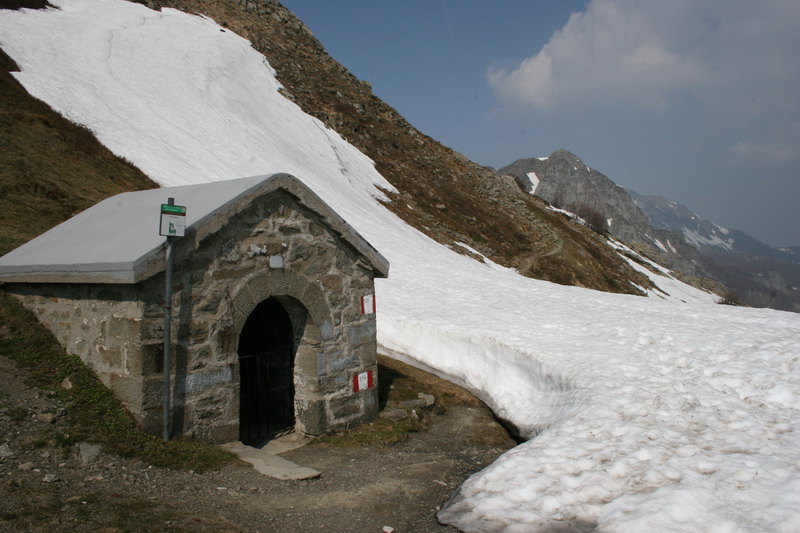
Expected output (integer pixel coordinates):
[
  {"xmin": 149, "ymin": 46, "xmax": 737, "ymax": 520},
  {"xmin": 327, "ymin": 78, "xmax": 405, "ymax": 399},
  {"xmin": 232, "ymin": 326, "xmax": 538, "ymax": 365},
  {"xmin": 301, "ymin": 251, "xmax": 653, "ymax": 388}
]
[
  {"xmin": 161, "ymin": 204, "xmax": 186, "ymax": 215},
  {"xmin": 159, "ymin": 203, "xmax": 186, "ymax": 237}
]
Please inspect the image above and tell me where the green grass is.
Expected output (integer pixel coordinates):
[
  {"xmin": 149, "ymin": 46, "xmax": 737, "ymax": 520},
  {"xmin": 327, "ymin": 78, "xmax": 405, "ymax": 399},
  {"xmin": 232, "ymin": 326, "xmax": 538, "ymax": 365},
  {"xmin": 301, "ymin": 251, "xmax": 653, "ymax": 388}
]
[
  {"xmin": 0, "ymin": 483, "xmax": 61, "ymax": 526},
  {"xmin": 0, "ymin": 291, "xmax": 235, "ymax": 471},
  {"xmin": 67, "ymin": 491, "xmax": 180, "ymax": 532},
  {"xmin": 5, "ymin": 405, "xmax": 28, "ymax": 422}
]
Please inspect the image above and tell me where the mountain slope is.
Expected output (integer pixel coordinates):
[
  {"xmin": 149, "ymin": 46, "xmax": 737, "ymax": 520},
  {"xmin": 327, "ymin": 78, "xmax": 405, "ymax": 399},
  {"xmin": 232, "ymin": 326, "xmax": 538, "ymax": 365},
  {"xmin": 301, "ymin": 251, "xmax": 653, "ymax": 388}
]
[
  {"xmin": 630, "ymin": 192, "xmax": 800, "ymax": 312},
  {"xmin": 631, "ymin": 191, "xmax": 799, "ymax": 263},
  {"xmin": 0, "ymin": 0, "xmax": 654, "ymax": 296},
  {"xmin": 501, "ymin": 149, "xmax": 652, "ymax": 244},
  {"xmin": 0, "ymin": 47, "xmax": 157, "ymax": 255},
  {"xmin": 133, "ymin": 0, "xmax": 653, "ymax": 295},
  {"xmin": 499, "ymin": 149, "xmax": 706, "ymax": 277},
  {"xmin": 501, "ymin": 148, "xmax": 800, "ymax": 313}
]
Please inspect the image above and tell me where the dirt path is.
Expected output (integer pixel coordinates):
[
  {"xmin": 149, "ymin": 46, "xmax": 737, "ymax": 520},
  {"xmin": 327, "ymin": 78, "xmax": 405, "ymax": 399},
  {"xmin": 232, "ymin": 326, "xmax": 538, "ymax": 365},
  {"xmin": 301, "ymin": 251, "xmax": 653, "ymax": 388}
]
[{"xmin": 0, "ymin": 355, "xmax": 515, "ymax": 532}]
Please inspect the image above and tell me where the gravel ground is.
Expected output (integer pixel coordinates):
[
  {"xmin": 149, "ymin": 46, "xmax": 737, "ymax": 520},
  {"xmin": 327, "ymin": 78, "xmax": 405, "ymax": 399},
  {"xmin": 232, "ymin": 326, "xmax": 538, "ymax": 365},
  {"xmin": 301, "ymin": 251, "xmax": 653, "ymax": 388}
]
[{"xmin": 0, "ymin": 355, "xmax": 515, "ymax": 532}]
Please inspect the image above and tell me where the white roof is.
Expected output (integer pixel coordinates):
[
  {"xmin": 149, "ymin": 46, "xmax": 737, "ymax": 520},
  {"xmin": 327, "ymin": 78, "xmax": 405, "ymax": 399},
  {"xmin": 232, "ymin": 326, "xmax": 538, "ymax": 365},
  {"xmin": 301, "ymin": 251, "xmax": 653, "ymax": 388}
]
[{"xmin": 0, "ymin": 173, "xmax": 389, "ymax": 284}]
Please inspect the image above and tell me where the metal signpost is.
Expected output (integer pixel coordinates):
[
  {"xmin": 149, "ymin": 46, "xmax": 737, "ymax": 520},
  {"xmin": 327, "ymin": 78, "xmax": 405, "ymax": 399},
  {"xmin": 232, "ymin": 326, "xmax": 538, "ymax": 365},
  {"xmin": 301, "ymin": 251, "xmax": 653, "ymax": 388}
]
[{"xmin": 159, "ymin": 199, "xmax": 186, "ymax": 442}]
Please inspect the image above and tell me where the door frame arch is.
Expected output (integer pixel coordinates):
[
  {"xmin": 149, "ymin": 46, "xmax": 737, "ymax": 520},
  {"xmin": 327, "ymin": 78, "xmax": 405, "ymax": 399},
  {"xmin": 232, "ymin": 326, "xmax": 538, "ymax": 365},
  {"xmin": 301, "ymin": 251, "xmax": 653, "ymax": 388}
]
[{"xmin": 228, "ymin": 270, "xmax": 334, "ymax": 436}]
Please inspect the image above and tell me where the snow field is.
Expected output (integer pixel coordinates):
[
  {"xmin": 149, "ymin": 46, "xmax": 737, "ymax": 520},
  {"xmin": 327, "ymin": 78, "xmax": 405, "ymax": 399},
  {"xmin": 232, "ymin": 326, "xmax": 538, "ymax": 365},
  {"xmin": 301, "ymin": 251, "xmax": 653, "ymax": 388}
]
[
  {"xmin": 1, "ymin": 2, "xmax": 799, "ymax": 531},
  {"xmin": 607, "ymin": 238, "xmax": 717, "ymax": 303},
  {"xmin": 438, "ymin": 297, "xmax": 800, "ymax": 531}
]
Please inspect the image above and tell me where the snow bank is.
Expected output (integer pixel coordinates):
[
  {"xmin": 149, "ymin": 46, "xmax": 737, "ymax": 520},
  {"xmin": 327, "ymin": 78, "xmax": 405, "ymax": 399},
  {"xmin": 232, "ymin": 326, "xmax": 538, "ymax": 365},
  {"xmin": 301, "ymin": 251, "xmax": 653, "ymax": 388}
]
[
  {"xmin": 2, "ymin": 2, "xmax": 799, "ymax": 531},
  {"xmin": 526, "ymin": 171, "xmax": 540, "ymax": 194},
  {"xmin": 438, "ymin": 299, "xmax": 800, "ymax": 531}
]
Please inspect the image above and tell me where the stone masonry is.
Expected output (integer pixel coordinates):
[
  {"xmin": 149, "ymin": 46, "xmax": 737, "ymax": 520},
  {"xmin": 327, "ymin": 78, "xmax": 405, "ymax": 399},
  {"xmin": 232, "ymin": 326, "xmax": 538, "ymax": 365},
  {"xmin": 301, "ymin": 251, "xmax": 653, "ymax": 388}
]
[{"xmin": 1, "ymin": 174, "xmax": 389, "ymax": 443}]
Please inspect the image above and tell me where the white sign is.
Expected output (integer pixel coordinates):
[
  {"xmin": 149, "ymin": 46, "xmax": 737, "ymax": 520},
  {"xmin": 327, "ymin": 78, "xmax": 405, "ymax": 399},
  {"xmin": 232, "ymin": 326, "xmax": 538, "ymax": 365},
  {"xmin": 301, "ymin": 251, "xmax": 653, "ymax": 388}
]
[
  {"xmin": 353, "ymin": 370, "xmax": 374, "ymax": 392},
  {"xmin": 159, "ymin": 204, "xmax": 186, "ymax": 237},
  {"xmin": 360, "ymin": 293, "xmax": 376, "ymax": 315}
]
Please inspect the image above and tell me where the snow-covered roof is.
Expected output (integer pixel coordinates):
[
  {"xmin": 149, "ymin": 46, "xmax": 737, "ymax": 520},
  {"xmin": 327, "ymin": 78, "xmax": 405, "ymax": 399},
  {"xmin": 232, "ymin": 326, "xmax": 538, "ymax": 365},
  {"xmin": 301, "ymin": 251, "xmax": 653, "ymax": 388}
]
[{"xmin": 0, "ymin": 173, "xmax": 389, "ymax": 284}]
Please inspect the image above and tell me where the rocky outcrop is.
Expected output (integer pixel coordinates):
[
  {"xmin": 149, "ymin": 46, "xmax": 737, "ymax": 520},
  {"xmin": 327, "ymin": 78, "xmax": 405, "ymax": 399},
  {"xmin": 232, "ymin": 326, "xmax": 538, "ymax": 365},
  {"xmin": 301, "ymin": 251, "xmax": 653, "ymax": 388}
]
[
  {"xmin": 502, "ymin": 148, "xmax": 799, "ymax": 312},
  {"xmin": 501, "ymin": 149, "xmax": 649, "ymax": 243},
  {"xmin": 499, "ymin": 149, "xmax": 702, "ymax": 275}
]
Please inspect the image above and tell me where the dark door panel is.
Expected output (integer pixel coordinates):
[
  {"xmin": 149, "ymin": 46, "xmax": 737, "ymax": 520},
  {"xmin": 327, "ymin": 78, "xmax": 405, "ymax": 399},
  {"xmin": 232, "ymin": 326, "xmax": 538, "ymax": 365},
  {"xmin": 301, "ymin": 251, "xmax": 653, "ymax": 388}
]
[{"xmin": 238, "ymin": 298, "xmax": 296, "ymax": 446}]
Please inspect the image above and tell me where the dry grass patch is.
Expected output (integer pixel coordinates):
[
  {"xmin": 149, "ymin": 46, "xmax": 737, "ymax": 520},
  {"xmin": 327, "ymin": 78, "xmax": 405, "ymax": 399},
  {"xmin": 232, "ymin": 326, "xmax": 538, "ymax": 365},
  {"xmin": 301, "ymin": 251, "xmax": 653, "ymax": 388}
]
[{"xmin": 312, "ymin": 354, "xmax": 503, "ymax": 447}]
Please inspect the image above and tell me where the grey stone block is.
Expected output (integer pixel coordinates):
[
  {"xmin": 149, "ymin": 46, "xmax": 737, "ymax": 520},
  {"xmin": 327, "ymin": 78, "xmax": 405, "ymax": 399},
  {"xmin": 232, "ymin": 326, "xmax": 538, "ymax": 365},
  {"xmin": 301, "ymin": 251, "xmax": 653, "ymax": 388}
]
[
  {"xmin": 232, "ymin": 287, "xmax": 256, "ymax": 316},
  {"xmin": 329, "ymin": 395, "xmax": 362, "ymax": 422},
  {"xmin": 318, "ymin": 372, "xmax": 350, "ymax": 395},
  {"xmin": 297, "ymin": 399, "xmax": 326, "ymax": 436},
  {"xmin": 246, "ymin": 273, "xmax": 271, "ymax": 303},
  {"xmin": 270, "ymin": 270, "xmax": 290, "ymax": 295}
]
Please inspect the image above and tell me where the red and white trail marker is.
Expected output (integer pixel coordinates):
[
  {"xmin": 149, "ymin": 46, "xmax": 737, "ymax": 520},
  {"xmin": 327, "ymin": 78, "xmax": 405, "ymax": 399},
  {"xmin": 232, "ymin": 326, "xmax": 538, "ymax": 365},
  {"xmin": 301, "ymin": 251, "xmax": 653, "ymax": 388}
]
[
  {"xmin": 353, "ymin": 370, "xmax": 374, "ymax": 392},
  {"xmin": 360, "ymin": 293, "xmax": 376, "ymax": 315}
]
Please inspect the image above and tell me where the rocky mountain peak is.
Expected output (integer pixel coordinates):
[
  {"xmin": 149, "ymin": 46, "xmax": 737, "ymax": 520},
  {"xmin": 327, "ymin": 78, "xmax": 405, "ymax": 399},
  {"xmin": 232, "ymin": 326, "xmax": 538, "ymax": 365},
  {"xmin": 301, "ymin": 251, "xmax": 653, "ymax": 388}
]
[
  {"xmin": 501, "ymin": 150, "xmax": 648, "ymax": 240},
  {"xmin": 501, "ymin": 148, "xmax": 800, "ymax": 313},
  {"xmin": 499, "ymin": 149, "xmax": 707, "ymax": 278},
  {"xmin": 549, "ymin": 148, "xmax": 584, "ymax": 165}
]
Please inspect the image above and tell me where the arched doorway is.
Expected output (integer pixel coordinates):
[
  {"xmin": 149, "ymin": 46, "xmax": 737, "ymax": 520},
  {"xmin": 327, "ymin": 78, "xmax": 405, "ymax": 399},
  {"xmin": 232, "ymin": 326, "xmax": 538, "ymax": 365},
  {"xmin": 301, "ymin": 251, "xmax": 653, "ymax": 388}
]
[{"xmin": 237, "ymin": 297, "xmax": 296, "ymax": 446}]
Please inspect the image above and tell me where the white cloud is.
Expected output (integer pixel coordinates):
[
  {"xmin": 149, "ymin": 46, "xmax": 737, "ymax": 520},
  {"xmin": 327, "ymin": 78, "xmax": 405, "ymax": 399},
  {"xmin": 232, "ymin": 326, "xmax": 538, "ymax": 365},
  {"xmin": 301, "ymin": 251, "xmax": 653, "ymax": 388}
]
[
  {"xmin": 488, "ymin": 0, "xmax": 800, "ymax": 117},
  {"xmin": 730, "ymin": 140, "xmax": 800, "ymax": 164}
]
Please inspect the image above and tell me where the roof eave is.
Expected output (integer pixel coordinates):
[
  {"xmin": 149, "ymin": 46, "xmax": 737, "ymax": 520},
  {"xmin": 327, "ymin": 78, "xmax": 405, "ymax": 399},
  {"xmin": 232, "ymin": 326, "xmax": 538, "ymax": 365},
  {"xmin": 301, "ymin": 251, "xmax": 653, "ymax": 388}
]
[{"xmin": 0, "ymin": 263, "xmax": 137, "ymax": 284}]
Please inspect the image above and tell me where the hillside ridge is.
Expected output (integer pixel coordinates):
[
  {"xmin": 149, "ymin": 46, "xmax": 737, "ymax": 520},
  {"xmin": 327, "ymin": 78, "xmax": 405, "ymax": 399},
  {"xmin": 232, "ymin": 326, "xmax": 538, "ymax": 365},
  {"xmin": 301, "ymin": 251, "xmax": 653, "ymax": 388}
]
[
  {"xmin": 630, "ymin": 191, "xmax": 800, "ymax": 312},
  {"xmin": 499, "ymin": 148, "xmax": 707, "ymax": 277}
]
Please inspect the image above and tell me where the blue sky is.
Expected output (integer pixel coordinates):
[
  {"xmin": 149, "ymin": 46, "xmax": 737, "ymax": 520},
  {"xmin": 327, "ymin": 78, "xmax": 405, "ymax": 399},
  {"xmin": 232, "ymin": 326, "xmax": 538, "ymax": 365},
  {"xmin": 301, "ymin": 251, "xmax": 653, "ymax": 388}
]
[{"xmin": 281, "ymin": 1, "xmax": 800, "ymax": 247}]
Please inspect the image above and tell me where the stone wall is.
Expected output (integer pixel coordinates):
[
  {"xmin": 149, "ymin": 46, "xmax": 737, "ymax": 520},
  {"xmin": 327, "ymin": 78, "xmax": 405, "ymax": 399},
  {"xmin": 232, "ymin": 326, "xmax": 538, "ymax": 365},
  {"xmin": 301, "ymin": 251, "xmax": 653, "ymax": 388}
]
[
  {"xmin": 137, "ymin": 189, "xmax": 380, "ymax": 441},
  {"xmin": 5, "ymin": 188, "xmax": 381, "ymax": 443},
  {"xmin": 4, "ymin": 283, "xmax": 150, "ymax": 419}
]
